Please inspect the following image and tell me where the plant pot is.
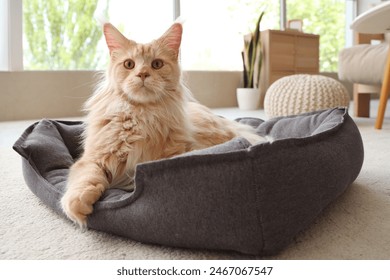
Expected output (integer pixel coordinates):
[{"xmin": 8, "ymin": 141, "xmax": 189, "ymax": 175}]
[{"xmin": 236, "ymin": 88, "xmax": 260, "ymax": 110}]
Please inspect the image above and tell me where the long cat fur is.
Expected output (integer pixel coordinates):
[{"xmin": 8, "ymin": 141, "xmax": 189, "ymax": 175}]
[{"xmin": 61, "ymin": 22, "xmax": 266, "ymax": 227}]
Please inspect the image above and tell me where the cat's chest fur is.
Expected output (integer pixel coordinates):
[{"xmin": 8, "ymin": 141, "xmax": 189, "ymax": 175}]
[{"xmin": 85, "ymin": 103, "xmax": 192, "ymax": 168}]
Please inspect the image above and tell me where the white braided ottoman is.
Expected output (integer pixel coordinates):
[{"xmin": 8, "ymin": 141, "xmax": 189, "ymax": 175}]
[{"xmin": 264, "ymin": 74, "xmax": 350, "ymax": 118}]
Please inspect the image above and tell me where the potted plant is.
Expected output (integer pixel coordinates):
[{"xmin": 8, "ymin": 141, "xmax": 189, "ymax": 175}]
[{"xmin": 237, "ymin": 11, "xmax": 265, "ymax": 110}]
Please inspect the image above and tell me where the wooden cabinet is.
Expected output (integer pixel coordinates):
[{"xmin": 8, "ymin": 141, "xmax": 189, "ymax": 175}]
[{"xmin": 259, "ymin": 29, "xmax": 319, "ymax": 106}]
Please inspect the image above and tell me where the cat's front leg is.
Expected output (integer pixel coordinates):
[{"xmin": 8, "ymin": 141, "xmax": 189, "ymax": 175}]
[{"xmin": 61, "ymin": 159, "xmax": 110, "ymax": 227}]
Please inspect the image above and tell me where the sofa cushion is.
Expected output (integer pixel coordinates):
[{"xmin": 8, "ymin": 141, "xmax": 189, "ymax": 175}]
[{"xmin": 338, "ymin": 43, "xmax": 388, "ymax": 85}]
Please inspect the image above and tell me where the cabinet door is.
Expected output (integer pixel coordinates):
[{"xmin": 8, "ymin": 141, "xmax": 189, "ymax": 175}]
[
  {"xmin": 295, "ymin": 36, "xmax": 319, "ymax": 72},
  {"xmin": 268, "ymin": 33, "xmax": 295, "ymax": 71}
]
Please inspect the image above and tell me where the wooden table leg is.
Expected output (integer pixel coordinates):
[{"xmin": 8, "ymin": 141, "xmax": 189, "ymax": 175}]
[
  {"xmin": 375, "ymin": 46, "xmax": 390, "ymax": 129},
  {"xmin": 354, "ymin": 90, "xmax": 371, "ymax": 118}
]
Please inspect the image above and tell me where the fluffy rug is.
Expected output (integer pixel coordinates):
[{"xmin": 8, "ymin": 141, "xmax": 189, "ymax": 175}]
[{"xmin": 1, "ymin": 110, "xmax": 389, "ymax": 260}]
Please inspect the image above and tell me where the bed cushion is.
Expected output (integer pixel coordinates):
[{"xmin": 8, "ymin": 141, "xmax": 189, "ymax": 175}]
[
  {"xmin": 338, "ymin": 43, "xmax": 388, "ymax": 85},
  {"xmin": 13, "ymin": 108, "xmax": 364, "ymax": 255}
]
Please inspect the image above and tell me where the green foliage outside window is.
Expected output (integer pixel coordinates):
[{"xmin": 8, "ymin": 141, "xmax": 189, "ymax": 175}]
[
  {"xmin": 23, "ymin": 0, "xmax": 109, "ymax": 70},
  {"xmin": 287, "ymin": 0, "xmax": 345, "ymax": 72}
]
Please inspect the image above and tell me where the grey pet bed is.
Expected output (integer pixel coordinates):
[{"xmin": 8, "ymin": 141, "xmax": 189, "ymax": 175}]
[{"xmin": 13, "ymin": 108, "xmax": 363, "ymax": 255}]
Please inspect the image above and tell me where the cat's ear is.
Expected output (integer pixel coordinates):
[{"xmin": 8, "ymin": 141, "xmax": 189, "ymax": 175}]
[
  {"xmin": 103, "ymin": 23, "xmax": 129, "ymax": 54},
  {"xmin": 159, "ymin": 23, "xmax": 182, "ymax": 55}
]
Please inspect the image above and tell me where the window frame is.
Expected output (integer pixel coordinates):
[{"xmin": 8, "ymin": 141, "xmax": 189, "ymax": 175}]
[
  {"xmin": 345, "ymin": 0, "xmax": 357, "ymax": 48},
  {"xmin": 0, "ymin": 0, "xmax": 23, "ymax": 71}
]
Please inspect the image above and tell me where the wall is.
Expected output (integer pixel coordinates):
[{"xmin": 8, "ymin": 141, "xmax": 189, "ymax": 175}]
[
  {"xmin": 0, "ymin": 71, "xmax": 242, "ymax": 121},
  {"xmin": 0, "ymin": 71, "xmax": 94, "ymax": 121},
  {"xmin": 183, "ymin": 71, "xmax": 241, "ymax": 108}
]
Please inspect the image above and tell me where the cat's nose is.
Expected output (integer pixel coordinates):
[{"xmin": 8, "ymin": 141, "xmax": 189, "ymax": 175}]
[{"xmin": 137, "ymin": 72, "xmax": 150, "ymax": 81}]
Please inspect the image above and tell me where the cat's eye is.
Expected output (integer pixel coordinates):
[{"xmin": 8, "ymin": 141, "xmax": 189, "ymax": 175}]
[
  {"xmin": 151, "ymin": 59, "xmax": 164, "ymax": 70},
  {"xmin": 123, "ymin": 59, "xmax": 135, "ymax": 70}
]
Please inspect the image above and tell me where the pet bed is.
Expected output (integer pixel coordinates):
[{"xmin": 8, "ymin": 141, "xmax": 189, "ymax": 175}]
[{"xmin": 13, "ymin": 108, "xmax": 363, "ymax": 255}]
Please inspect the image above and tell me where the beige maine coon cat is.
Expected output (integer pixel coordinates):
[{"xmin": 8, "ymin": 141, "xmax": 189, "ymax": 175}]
[{"xmin": 61, "ymin": 22, "xmax": 266, "ymax": 227}]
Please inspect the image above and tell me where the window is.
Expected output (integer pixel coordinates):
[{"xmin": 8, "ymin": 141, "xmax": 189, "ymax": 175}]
[
  {"xmin": 103, "ymin": 0, "xmax": 173, "ymax": 43},
  {"xmin": 286, "ymin": 0, "xmax": 346, "ymax": 72},
  {"xmin": 94, "ymin": 0, "xmax": 174, "ymax": 69},
  {"xmin": 2, "ymin": 0, "xmax": 350, "ymax": 72},
  {"xmin": 181, "ymin": 0, "xmax": 346, "ymax": 72},
  {"xmin": 23, "ymin": 0, "xmax": 106, "ymax": 70},
  {"xmin": 23, "ymin": 0, "xmax": 173, "ymax": 70},
  {"xmin": 22, "ymin": 0, "xmax": 280, "ymax": 71},
  {"xmin": 180, "ymin": 0, "xmax": 279, "ymax": 70}
]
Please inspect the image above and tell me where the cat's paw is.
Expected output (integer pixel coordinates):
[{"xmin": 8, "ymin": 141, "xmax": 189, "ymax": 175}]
[{"xmin": 60, "ymin": 184, "xmax": 104, "ymax": 228}]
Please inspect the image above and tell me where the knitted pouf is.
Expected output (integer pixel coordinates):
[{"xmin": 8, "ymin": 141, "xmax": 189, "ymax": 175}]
[{"xmin": 264, "ymin": 74, "xmax": 350, "ymax": 118}]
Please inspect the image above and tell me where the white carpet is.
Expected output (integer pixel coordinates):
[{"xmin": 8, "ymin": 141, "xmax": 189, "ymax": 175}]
[{"xmin": 1, "ymin": 106, "xmax": 390, "ymax": 260}]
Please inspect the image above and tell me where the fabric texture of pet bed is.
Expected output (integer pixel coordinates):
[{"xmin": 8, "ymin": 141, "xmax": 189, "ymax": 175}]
[{"xmin": 13, "ymin": 108, "xmax": 364, "ymax": 255}]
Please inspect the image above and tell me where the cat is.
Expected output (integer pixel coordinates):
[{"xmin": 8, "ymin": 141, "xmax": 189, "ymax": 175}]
[{"xmin": 60, "ymin": 22, "xmax": 266, "ymax": 227}]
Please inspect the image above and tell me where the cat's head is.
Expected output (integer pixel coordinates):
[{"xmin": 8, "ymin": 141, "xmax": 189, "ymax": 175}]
[{"xmin": 103, "ymin": 23, "xmax": 183, "ymax": 104}]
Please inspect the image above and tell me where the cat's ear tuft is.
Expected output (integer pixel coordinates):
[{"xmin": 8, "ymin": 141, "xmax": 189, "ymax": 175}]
[
  {"xmin": 160, "ymin": 23, "xmax": 183, "ymax": 54},
  {"xmin": 103, "ymin": 23, "xmax": 128, "ymax": 54}
]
